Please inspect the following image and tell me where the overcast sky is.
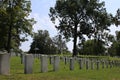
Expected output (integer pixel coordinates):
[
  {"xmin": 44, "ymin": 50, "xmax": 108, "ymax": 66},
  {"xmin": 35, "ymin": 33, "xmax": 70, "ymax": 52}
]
[{"xmin": 20, "ymin": 0, "xmax": 120, "ymax": 52}]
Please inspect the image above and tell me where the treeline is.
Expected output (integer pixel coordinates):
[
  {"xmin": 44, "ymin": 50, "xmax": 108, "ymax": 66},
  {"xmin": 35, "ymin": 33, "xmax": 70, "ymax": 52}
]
[
  {"xmin": 28, "ymin": 30, "xmax": 120, "ymax": 56},
  {"xmin": 29, "ymin": 30, "xmax": 69, "ymax": 54},
  {"xmin": 78, "ymin": 31, "xmax": 120, "ymax": 56},
  {"xmin": 0, "ymin": 0, "xmax": 120, "ymax": 56}
]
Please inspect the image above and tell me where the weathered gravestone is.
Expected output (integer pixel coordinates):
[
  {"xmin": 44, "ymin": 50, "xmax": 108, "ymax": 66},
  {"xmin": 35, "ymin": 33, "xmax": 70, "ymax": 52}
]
[
  {"xmin": 0, "ymin": 53, "xmax": 10, "ymax": 75},
  {"xmin": 64, "ymin": 57, "xmax": 68, "ymax": 65},
  {"xmin": 102, "ymin": 61, "xmax": 105, "ymax": 69},
  {"xmin": 33, "ymin": 54, "xmax": 35, "ymax": 58},
  {"xmin": 38, "ymin": 54, "xmax": 41, "ymax": 59},
  {"xmin": 96, "ymin": 60, "xmax": 100, "ymax": 70},
  {"xmin": 53, "ymin": 56, "xmax": 60, "ymax": 71},
  {"xmin": 91, "ymin": 59, "xmax": 94, "ymax": 70},
  {"xmin": 34, "ymin": 54, "xmax": 37, "ymax": 58},
  {"xmin": 24, "ymin": 54, "xmax": 34, "ymax": 74},
  {"xmin": 40, "ymin": 55, "xmax": 48, "ymax": 73},
  {"xmin": 20, "ymin": 53, "xmax": 25, "ymax": 64},
  {"xmin": 86, "ymin": 60, "xmax": 89, "ymax": 70},
  {"xmin": 70, "ymin": 58, "xmax": 74, "ymax": 70},
  {"xmin": 78, "ymin": 58, "xmax": 83, "ymax": 69},
  {"xmin": 49, "ymin": 56, "xmax": 54, "ymax": 64}
]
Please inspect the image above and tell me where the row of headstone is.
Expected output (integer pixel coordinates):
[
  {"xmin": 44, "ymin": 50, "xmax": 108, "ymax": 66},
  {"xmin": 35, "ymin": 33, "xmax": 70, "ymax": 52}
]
[
  {"xmin": 24, "ymin": 54, "xmax": 60, "ymax": 74},
  {"xmin": 77, "ymin": 58, "xmax": 115, "ymax": 70},
  {"xmin": 23, "ymin": 54, "xmax": 120, "ymax": 74},
  {"xmin": 0, "ymin": 53, "xmax": 120, "ymax": 75},
  {"xmin": 33, "ymin": 54, "xmax": 43, "ymax": 59},
  {"xmin": 62, "ymin": 57, "xmax": 120, "ymax": 70}
]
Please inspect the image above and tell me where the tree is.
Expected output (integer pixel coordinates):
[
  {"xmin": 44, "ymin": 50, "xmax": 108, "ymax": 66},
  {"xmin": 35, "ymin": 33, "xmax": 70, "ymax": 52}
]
[
  {"xmin": 29, "ymin": 30, "xmax": 58, "ymax": 54},
  {"xmin": 0, "ymin": 0, "xmax": 9, "ymax": 51},
  {"xmin": 113, "ymin": 9, "xmax": 120, "ymax": 26},
  {"xmin": 0, "ymin": 0, "xmax": 35, "ymax": 53},
  {"xmin": 52, "ymin": 34, "xmax": 68, "ymax": 54},
  {"xmin": 108, "ymin": 31, "xmax": 120, "ymax": 56},
  {"xmin": 78, "ymin": 39, "xmax": 106, "ymax": 55},
  {"xmin": 49, "ymin": 0, "xmax": 112, "ymax": 56}
]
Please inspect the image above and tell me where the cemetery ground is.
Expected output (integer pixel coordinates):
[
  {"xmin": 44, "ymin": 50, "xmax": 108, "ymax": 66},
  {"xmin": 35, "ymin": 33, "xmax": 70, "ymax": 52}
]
[{"xmin": 0, "ymin": 56, "xmax": 120, "ymax": 80}]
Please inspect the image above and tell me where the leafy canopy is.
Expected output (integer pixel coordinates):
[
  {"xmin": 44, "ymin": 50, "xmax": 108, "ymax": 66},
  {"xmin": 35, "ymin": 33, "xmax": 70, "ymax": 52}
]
[
  {"xmin": 49, "ymin": 0, "xmax": 112, "ymax": 56},
  {"xmin": 0, "ymin": 0, "xmax": 35, "ymax": 52},
  {"xmin": 29, "ymin": 30, "xmax": 58, "ymax": 54}
]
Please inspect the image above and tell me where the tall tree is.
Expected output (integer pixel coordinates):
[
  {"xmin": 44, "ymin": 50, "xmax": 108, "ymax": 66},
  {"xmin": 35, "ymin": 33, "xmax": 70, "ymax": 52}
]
[
  {"xmin": 0, "ymin": 0, "xmax": 35, "ymax": 53},
  {"xmin": 114, "ymin": 9, "xmax": 120, "ymax": 26},
  {"xmin": 108, "ymin": 31, "xmax": 120, "ymax": 56},
  {"xmin": 108, "ymin": 9, "xmax": 120, "ymax": 56},
  {"xmin": 29, "ymin": 30, "xmax": 58, "ymax": 54},
  {"xmin": 78, "ymin": 39, "xmax": 106, "ymax": 55},
  {"xmin": 49, "ymin": 0, "xmax": 111, "ymax": 56},
  {"xmin": 52, "ymin": 34, "xmax": 68, "ymax": 54}
]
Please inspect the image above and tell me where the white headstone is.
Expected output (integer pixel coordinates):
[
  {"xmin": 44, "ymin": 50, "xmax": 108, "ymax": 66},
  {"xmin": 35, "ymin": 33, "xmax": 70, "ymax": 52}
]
[
  {"xmin": 86, "ymin": 60, "xmax": 89, "ymax": 70},
  {"xmin": 24, "ymin": 54, "xmax": 34, "ymax": 74},
  {"xmin": 53, "ymin": 56, "xmax": 60, "ymax": 71},
  {"xmin": 79, "ymin": 58, "xmax": 83, "ymax": 69},
  {"xmin": 91, "ymin": 60, "xmax": 94, "ymax": 70},
  {"xmin": 40, "ymin": 55, "xmax": 48, "ymax": 73},
  {"xmin": 21, "ymin": 53, "xmax": 25, "ymax": 64},
  {"xmin": 65, "ymin": 57, "xmax": 67, "ymax": 65},
  {"xmin": 49, "ymin": 56, "xmax": 53, "ymax": 64},
  {"xmin": 102, "ymin": 61, "xmax": 105, "ymax": 69},
  {"xmin": 0, "ymin": 53, "xmax": 10, "ymax": 75},
  {"xmin": 70, "ymin": 58, "xmax": 74, "ymax": 70},
  {"xmin": 96, "ymin": 61, "xmax": 100, "ymax": 70}
]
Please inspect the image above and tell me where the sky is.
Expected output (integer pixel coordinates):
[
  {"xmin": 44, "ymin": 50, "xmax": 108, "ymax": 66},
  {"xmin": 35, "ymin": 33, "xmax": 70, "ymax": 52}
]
[{"xmin": 20, "ymin": 0, "xmax": 120, "ymax": 52}]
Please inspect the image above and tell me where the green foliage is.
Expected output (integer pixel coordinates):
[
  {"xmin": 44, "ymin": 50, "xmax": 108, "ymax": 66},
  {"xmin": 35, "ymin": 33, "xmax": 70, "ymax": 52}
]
[
  {"xmin": 108, "ymin": 31, "xmax": 120, "ymax": 56},
  {"xmin": 29, "ymin": 30, "xmax": 68, "ymax": 54},
  {"xmin": 29, "ymin": 30, "xmax": 58, "ymax": 54},
  {"xmin": 113, "ymin": 8, "xmax": 120, "ymax": 26},
  {"xmin": 52, "ymin": 34, "xmax": 68, "ymax": 54},
  {"xmin": 49, "ymin": 0, "xmax": 112, "ymax": 56},
  {"xmin": 0, "ymin": 0, "xmax": 35, "ymax": 52},
  {"xmin": 78, "ymin": 39, "xmax": 106, "ymax": 55}
]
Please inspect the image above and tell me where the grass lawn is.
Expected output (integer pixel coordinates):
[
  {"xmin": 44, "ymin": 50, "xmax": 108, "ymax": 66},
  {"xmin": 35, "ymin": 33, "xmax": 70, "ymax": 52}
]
[{"xmin": 0, "ymin": 56, "xmax": 120, "ymax": 80}]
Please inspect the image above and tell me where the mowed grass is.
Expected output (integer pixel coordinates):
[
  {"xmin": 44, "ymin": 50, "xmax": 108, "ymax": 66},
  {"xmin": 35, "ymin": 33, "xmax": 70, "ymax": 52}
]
[{"xmin": 0, "ymin": 56, "xmax": 120, "ymax": 80}]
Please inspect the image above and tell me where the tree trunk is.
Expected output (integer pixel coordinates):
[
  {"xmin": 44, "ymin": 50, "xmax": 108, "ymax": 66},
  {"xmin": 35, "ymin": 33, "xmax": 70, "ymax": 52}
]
[
  {"xmin": 7, "ymin": 18, "xmax": 12, "ymax": 53},
  {"xmin": 7, "ymin": 4, "xmax": 13, "ymax": 53},
  {"xmin": 72, "ymin": 25, "xmax": 77, "ymax": 57}
]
